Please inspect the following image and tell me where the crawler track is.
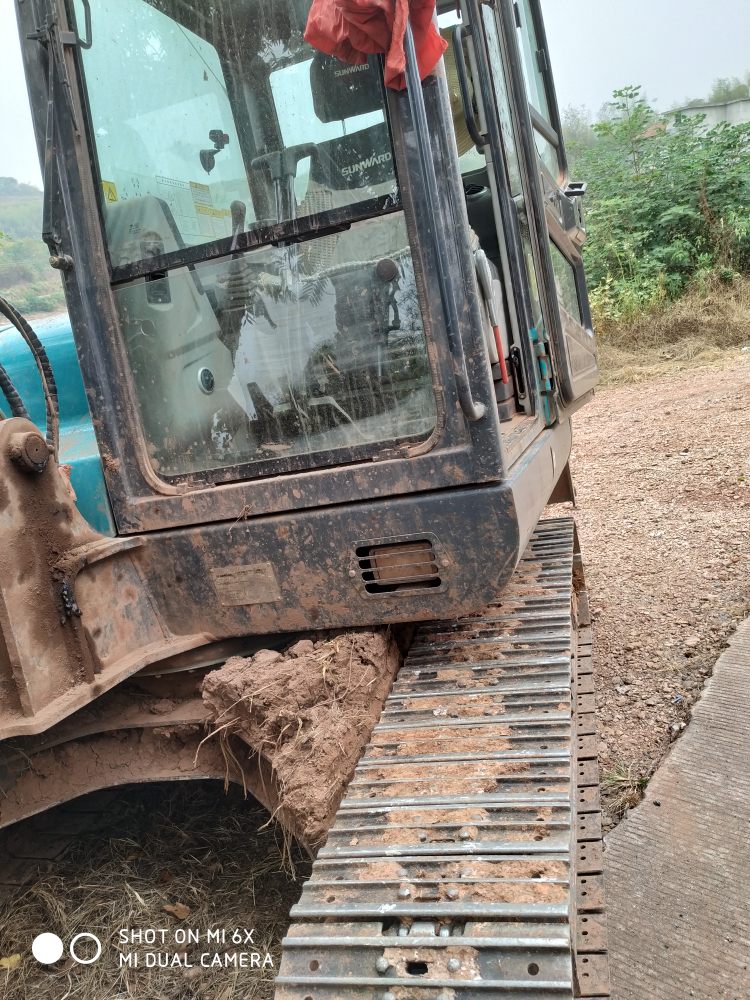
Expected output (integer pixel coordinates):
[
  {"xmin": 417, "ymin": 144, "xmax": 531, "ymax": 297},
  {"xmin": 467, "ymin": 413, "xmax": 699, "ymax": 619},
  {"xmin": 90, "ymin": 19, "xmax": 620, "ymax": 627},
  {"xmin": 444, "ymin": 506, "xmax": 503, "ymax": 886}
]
[{"xmin": 276, "ymin": 518, "xmax": 609, "ymax": 999}]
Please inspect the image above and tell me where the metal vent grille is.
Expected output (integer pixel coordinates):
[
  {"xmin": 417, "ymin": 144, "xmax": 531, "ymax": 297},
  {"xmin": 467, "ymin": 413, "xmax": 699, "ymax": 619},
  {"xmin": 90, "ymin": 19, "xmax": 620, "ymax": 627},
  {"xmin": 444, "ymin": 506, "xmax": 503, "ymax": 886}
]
[{"xmin": 355, "ymin": 539, "xmax": 442, "ymax": 594}]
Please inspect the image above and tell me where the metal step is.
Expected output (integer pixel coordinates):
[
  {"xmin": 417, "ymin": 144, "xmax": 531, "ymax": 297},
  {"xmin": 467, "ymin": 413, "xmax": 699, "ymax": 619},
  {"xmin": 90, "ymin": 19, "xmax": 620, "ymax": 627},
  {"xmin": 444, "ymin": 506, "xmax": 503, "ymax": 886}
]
[{"xmin": 275, "ymin": 518, "xmax": 610, "ymax": 1000}]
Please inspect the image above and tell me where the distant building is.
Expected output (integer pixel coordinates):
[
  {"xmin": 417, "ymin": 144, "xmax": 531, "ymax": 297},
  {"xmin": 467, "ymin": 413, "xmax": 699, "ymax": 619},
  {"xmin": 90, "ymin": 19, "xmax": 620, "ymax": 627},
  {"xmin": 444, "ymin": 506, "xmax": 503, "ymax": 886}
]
[
  {"xmin": 638, "ymin": 121, "xmax": 667, "ymax": 139},
  {"xmin": 675, "ymin": 97, "xmax": 750, "ymax": 128}
]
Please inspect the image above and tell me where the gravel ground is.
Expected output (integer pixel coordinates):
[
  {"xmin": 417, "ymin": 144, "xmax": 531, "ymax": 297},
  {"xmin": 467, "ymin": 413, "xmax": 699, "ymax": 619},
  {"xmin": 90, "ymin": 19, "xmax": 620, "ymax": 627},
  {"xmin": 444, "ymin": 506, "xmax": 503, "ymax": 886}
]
[{"xmin": 562, "ymin": 358, "xmax": 750, "ymax": 829}]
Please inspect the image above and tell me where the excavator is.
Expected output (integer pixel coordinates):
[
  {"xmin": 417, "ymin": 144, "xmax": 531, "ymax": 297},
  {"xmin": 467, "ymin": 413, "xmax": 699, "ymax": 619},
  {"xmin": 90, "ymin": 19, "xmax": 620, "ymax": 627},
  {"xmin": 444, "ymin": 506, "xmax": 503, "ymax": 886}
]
[{"xmin": 1, "ymin": 0, "xmax": 608, "ymax": 995}]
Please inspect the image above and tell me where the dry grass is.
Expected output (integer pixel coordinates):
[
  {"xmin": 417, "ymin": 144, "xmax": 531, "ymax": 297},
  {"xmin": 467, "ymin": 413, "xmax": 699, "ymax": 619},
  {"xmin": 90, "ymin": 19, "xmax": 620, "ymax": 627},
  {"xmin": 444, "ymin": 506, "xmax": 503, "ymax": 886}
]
[
  {"xmin": 601, "ymin": 761, "xmax": 651, "ymax": 822},
  {"xmin": 0, "ymin": 782, "xmax": 311, "ymax": 1000},
  {"xmin": 595, "ymin": 275, "xmax": 750, "ymax": 385}
]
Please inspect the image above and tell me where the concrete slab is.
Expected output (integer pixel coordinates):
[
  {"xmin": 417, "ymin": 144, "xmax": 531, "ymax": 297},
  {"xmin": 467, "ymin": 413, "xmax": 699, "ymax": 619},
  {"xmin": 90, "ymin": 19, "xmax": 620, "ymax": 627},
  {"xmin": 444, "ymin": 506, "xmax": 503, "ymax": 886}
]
[{"xmin": 605, "ymin": 618, "xmax": 750, "ymax": 999}]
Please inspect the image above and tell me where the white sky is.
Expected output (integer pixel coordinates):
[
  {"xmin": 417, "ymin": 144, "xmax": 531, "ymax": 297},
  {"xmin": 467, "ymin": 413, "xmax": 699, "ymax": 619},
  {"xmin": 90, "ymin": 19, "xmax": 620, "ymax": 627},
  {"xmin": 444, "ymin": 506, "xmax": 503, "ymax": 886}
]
[
  {"xmin": 1, "ymin": 0, "xmax": 749, "ymax": 189},
  {"xmin": 541, "ymin": 0, "xmax": 749, "ymax": 114},
  {"xmin": 0, "ymin": 0, "xmax": 41, "ymax": 186}
]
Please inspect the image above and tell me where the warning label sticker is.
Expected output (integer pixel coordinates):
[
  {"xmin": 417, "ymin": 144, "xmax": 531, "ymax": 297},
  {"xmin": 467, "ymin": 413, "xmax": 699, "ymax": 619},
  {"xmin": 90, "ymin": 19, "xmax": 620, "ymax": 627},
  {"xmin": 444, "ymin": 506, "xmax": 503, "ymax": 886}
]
[
  {"xmin": 196, "ymin": 205, "xmax": 232, "ymax": 239},
  {"xmin": 190, "ymin": 181, "xmax": 213, "ymax": 207},
  {"xmin": 155, "ymin": 176, "xmax": 200, "ymax": 236},
  {"xmin": 102, "ymin": 180, "xmax": 118, "ymax": 203},
  {"xmin": 211, "ymin": 563, "xmax": 281, "ymax": 606}
]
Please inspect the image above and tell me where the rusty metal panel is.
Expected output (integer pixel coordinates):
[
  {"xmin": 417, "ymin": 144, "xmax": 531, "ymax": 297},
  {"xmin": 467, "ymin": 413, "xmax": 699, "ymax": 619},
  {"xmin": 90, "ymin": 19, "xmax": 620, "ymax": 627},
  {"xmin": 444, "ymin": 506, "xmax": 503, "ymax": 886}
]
[
  {"xmin": 574, "ymin": 953, "xmax": 611, "ymax": 997},
  {"xmin": 576, "ymin": 912, "xmax": 608, "ymax": 953},
  {"xmin": 576, "ymin": 812, "xmax": 602, "ymax": 843},
  {"xmin": 576, "ymin": 875, "xmax": 605, "ymax": 912}
]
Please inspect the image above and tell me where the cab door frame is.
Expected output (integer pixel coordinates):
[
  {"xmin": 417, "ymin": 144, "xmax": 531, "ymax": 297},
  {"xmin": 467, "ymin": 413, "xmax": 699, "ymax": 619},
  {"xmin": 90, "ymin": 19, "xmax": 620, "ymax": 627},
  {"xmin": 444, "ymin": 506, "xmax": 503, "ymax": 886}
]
[{"xmin": 462, "ymin": 0, "xmax": 599, "ymax": 413}]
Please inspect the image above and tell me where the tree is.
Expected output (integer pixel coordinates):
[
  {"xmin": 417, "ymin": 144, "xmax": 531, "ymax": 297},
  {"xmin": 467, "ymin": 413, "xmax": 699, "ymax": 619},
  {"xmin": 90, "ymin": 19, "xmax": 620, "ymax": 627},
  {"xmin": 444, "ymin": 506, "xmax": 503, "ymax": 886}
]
[
  {"xmin": 685, "ymin": 72, "xmax": 750, "ymax": 107},
  {"xmin": 576, "ymin": 87, "xmax": 750, "ymax": 322}
]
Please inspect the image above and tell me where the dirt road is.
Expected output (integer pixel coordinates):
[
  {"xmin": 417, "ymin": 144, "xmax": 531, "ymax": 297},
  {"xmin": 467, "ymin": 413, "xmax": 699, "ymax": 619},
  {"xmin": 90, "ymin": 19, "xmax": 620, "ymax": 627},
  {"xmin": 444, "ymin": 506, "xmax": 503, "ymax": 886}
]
[{"xmin": 562, "ymin": 358, "xmax": 750, "ymax": 827}]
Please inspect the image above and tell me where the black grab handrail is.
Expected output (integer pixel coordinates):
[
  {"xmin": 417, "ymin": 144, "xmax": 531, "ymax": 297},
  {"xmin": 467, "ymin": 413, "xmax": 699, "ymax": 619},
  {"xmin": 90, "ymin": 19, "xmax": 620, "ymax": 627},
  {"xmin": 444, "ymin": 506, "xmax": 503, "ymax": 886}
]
[{"xmin": 402, "ymin": 21, "xmax": 486, "ymax": 423}]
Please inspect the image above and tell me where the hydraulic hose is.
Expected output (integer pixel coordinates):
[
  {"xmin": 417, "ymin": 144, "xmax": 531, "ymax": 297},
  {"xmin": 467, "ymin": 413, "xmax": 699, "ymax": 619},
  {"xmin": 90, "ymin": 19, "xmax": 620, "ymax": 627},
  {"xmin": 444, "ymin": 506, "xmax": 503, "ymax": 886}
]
[
  {"xmin": 0, "ymin": 362, "xmax": 29, "ymax": 420},
  {"xmin": 0, "ymin": 294, "xmax": 59, "ymax": 460}
]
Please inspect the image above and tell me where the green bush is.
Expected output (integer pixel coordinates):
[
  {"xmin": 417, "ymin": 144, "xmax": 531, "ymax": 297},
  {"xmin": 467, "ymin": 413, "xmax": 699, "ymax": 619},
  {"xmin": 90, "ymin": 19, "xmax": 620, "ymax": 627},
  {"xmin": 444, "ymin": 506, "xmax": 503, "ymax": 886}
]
[
  {"xmin": 0, "ymin": 237, "xmax": 65, "ymax": 315},
  {"xmin": 572, "ymin": 86, "xmax": 750, "ymax": 327}
]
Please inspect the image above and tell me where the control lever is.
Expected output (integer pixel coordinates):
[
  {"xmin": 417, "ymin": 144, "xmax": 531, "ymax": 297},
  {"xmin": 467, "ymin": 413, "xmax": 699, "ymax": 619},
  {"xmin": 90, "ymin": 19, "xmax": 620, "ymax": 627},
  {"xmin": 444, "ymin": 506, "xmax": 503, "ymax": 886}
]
[
  {"xmin": 230, "ymin": 199, "xmax": 246, "ymax": 251},
  {"xmin": 474, "ymin": 247, "xmax": 508, "ymax": 384},
  {"xmin": 251, "ymin": 144, "xmax": 347, "ymax": 224},
  {"xmin": 252, "ymin": 146, "xmax": 316, "ymax": 223}
]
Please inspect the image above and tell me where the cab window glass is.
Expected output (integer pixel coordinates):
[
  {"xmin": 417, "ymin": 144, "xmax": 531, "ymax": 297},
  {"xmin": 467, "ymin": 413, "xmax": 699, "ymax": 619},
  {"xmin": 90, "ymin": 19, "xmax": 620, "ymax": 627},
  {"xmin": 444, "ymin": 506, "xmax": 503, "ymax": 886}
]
[
  {"xmin": 514, "ymin": 0, "xmax": 550, "ymax": 122},
  {"xmin": 481, "ymin": 5, "xmax": 522, "ymax": 196},
  {"xmin": 549, "ymin": 240, "xmax": 582, "ymax": 325},
  {"xmin": 74, "ymin": 0, "xmax": 398, "ymax": 269},
  {"xmin": 113, "ymin": 213, "xmax": 436, "ymax": 480},
  {"xmin": 514, "ymin": 0, "xmax": 559, "ymax": 178}
]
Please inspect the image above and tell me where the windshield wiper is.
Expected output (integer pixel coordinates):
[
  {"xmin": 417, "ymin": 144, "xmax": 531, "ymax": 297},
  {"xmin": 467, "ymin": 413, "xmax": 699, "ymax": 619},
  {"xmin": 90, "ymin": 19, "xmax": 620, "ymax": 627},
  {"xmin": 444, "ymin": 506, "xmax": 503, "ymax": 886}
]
[{"xmin": 27, "ymin": 0, "xmax": 91, "ymax": 260}]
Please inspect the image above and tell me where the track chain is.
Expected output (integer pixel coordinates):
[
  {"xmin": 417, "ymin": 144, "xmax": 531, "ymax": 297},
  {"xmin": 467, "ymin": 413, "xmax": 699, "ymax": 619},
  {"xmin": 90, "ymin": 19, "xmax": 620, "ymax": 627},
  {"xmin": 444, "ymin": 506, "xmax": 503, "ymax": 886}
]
[{"xmin": 276, "ymin": 517, "xmax": 610, "ymax": 999}]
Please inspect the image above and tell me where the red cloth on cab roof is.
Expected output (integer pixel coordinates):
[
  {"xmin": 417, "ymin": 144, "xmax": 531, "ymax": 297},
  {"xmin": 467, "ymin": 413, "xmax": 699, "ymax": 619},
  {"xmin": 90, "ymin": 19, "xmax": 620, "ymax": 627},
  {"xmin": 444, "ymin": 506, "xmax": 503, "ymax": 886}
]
[{"xmin": 304, "ymin": 0, "xmax": 447, "ymax": 91}]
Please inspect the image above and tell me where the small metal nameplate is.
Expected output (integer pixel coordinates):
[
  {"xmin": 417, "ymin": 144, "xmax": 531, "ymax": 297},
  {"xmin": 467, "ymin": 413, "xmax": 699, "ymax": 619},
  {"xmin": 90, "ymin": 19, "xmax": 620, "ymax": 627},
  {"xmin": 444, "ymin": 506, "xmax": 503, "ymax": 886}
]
[{"xmin": 211, "ymin": 562, "xmax": 281, "ymax": 606}]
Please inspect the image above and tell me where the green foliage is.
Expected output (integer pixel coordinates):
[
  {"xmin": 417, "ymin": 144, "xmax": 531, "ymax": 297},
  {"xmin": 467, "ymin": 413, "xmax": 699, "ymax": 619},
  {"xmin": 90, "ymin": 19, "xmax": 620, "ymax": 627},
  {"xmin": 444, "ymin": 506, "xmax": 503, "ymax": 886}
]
[
  {"xmin": 685, "ymin": 72, "xmax": 750, "ymax": 107},
  {"xmin": 577, "ymin": 86, "xmax": 750, "ymax": 326},
  {"xmin": 0, "ymin": 177, "xmax": 43, "ymax": 240},
  {"xmin": 0, "ymin": 178, "xmax": 65, "ymax": 315},
  {"xmin": 560, "ymin": 104, "xmax": 598, "ymax": 176}
]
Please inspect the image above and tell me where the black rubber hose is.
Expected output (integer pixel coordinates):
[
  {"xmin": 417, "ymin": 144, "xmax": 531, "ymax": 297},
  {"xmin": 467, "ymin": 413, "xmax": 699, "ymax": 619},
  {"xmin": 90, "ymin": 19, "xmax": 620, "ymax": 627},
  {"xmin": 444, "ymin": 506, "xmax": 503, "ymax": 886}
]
[
  {"xmin": 0, "ymin": 361, "xmax": 29, "ymax": 419},
  {"xmin": 0, "ymin": 293, "xmax": 59, "ymax": 459}
]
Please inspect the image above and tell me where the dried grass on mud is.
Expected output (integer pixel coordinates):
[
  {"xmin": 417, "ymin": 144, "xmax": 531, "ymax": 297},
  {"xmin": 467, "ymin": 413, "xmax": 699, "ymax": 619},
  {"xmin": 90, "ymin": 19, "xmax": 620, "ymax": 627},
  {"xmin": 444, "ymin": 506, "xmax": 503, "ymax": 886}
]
[
  {"xmin": 595, "ymin": 275, "xmax": 750, "ymax": 385},
  {"xmin": 0, "ymin": 782, "xmax": 311, "ymax": 1000}
]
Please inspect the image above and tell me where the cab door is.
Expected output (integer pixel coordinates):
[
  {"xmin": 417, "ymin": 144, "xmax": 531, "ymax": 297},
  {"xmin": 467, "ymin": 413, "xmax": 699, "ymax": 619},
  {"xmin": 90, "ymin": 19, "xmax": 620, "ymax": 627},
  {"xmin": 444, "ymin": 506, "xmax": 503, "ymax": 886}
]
[{"xmin": 454, "ymin": 0, "xmax": 599, "ymax": 412}]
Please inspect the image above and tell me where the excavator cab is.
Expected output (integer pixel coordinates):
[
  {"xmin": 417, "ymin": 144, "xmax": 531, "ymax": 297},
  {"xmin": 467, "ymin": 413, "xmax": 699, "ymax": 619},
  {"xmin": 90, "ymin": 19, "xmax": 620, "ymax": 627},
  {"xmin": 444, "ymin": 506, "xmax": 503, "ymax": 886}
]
[
  {"xmin": 3, "ymin": 0, "xmax": 597, "ymax": 733},
  {"xmin": 1, "ymin": 2, "xmax": 612, "ymax": 994}
]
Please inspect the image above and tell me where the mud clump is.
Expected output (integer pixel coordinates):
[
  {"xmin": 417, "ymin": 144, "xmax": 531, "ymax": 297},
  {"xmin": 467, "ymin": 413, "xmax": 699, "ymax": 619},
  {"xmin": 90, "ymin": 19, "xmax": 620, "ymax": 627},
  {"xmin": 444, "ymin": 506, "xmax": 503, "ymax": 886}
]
[{"xmin": 202, "ymin": 631, "xmax": 401, "ymax": 850}]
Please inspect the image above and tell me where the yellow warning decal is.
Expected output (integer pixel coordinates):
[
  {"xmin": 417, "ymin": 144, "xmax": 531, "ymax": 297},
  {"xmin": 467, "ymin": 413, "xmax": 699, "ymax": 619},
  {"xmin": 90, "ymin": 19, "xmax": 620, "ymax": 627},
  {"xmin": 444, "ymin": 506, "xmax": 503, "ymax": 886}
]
[
  {"xmin": 196, "ymin": 204, "xmax": 232, "ymax": 238},
  {"xmin": 190, "ymin": 181, "xmax": 212, "ymax": 207},
  {"xmin": 102, "ymin": 180, "xmax": 118, "ymax": 203}
]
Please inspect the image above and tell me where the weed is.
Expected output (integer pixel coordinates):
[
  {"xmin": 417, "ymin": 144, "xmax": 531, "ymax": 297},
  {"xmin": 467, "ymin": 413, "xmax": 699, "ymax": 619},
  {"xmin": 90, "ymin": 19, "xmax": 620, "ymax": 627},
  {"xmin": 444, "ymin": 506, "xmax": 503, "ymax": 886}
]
[{"xmin": 602, "ymin": 760, "xmax": 649, "ymax": 820}]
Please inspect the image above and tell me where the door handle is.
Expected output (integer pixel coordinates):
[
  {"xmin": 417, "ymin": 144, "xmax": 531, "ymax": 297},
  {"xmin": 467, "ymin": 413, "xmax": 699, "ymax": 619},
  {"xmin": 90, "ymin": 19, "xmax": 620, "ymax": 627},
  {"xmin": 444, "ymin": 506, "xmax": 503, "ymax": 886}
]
[{"xmin": 452, "ymin": 24, "xmax": 486, "ymax": 151}]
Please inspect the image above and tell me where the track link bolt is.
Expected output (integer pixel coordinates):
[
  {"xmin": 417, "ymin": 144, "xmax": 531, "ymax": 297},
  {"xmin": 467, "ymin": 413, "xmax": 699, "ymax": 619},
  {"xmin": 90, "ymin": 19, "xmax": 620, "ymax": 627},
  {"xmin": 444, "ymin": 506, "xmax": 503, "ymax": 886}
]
[
  {"xmin": 458, "ymin": 827, "xmax": 474, "ymax": 841},
  {"xmin": 9, "ymin": 431, "xmax": 49, "ymax": 473},
  {"xmin": 447, "ymin": 958, "xmax": 461, "ymax": 971},
  {"xmin": 382, "ymin": 992, "xmax": 396, "ymax": 1000},
  {"xmin": 396, "ymin": 868, "xmax": 408, "ymax": 878},
  {"xmin": 446, "ymin": 886, "xmax": 459, "ymax": 899},
  {"xmin": 375, "ymin": 957, "xmax": 391, "ymax": 973},
  {"xmin": 397, "ymin": 885, "xmax": 411, "ymax": 898}
]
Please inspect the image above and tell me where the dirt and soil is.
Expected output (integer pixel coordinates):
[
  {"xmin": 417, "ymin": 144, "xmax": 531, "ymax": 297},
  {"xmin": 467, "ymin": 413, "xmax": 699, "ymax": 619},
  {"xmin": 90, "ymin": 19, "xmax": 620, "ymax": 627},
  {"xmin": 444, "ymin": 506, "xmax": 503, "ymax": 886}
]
[
  {"xmin": 201, "ymin": 630, "xmax": 402, "ymax": 850},
  {"xmin": 550, "ymin": 353, "xmax": 750, "ymax": 828},
  {"xmin": 1, "ymin": 334, "xmax": 747, "ymax": 996}
]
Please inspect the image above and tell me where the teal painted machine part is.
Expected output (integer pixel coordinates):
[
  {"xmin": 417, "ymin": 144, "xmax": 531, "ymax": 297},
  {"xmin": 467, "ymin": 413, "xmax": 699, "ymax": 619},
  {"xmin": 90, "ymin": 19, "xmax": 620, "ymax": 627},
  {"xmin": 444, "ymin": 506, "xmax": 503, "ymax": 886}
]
[{"xmin": 0, "ymin": 312, "xmax": 116, "ymax": 536}]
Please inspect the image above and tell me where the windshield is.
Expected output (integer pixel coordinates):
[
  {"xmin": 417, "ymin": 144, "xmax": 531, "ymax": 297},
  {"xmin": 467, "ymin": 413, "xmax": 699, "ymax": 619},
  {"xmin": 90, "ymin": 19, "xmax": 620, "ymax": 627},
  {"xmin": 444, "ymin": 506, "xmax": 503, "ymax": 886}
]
[
  {"xmin": 74, "ymin": 0, "xmax": 398, "ymax": 269},
  {"xmin": 74, "ymin": 0, "xmax": 437, "ymax": 483}
]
